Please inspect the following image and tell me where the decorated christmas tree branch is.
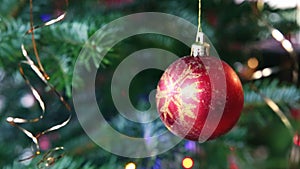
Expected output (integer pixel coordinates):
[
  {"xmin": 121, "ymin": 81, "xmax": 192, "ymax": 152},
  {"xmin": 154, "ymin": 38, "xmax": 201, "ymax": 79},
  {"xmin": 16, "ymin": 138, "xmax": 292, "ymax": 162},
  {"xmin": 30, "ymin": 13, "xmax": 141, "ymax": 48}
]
[
  {"xmin": 247, "ymin": 0, "xmax": 298, "ymax": 136},
  {"xmin": 251, "ymin": 1, "xmax": 299, "ymax": 84},
  {"xmin": 250, "ymin": 84, "xmax": 294, "ymax": 136},
  {"xmin": 6, "ymin": 0, "xmax": 71, "ymax": 168},
  {"xmin": 249, "ymin": 2, "xmax": 300, "ymax": 167}
]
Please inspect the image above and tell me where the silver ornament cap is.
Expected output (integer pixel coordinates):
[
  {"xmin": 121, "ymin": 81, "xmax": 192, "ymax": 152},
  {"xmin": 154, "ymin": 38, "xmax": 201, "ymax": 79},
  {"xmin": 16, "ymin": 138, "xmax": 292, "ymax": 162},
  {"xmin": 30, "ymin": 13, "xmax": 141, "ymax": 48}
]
[{"xmin": 191, "ymin": 32, "xmax": 210, "ymax": 57}]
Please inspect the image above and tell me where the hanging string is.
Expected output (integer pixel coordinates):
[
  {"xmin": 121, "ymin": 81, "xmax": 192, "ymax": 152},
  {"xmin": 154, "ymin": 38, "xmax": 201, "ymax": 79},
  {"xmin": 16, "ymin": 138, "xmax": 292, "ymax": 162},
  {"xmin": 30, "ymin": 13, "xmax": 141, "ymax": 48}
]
[
  {"xmin": 191, "ymin": 0, "xmax": 210, "ymax": 57},
  {"xmin": 196, "ymin": 0, "xmax": 203, "ymax": 43},
  {"xmin": 6, "ymin": 0, "xmax": 71, "ymax": 168},
  {"xmin": 198, "ymin": 0, "xmax": 202, "ymax": 33}
]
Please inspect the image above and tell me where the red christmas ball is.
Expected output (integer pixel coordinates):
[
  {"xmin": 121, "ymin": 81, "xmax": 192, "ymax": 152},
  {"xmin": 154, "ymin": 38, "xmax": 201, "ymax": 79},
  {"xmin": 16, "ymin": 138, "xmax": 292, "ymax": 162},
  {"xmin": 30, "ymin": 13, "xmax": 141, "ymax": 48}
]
[{"xmin": 156, "ymin": 56, "xmax": 244, "ymax": 141}]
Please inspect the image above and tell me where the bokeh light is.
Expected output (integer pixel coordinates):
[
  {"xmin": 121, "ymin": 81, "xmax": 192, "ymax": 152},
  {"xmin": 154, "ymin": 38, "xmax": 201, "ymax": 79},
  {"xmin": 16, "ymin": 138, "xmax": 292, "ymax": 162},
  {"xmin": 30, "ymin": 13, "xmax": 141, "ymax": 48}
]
[
  {"xmin": 262, "ymin": 68, "xmax": 272, "ymax": 77},
  {"xmin": 252, "ymin": 71, "xmax": 263, "ymax": 79},
  {"xmin": 271, "ymin": 29, "xmax": 284, "ymax": 41},
  {"xmin": 182, "ymin": 157, "xmax": 194, "ymax": 169},
  {"xmin": 282, "ymin": 39, "xmax": 294, "ymax": 53},
  {"xmin": 125, "ymin": 162, "xmax": 136, "ymax": 169},
  {"xmin": 20, "ymin": 93, "xmax": 35, "ymax": 108},
  {"xmin": 293, "ymin": 133, "xmax": 300, "ymax": 146},
  {"xmin": 247, "ymin": 57, "xmax": 259, "ymax": 69}
]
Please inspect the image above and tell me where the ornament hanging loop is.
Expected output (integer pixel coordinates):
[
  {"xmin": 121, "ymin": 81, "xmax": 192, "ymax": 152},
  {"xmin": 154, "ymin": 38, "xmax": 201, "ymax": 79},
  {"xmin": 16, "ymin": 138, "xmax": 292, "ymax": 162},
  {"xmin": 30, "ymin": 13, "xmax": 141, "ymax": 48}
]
[
  {"xmin": 191, "ymin": 32, "xmax": 210, "ymax": 57},
  {"xmin": 191, "ymin": 0, "xmax": 210, "ymax": 57}
]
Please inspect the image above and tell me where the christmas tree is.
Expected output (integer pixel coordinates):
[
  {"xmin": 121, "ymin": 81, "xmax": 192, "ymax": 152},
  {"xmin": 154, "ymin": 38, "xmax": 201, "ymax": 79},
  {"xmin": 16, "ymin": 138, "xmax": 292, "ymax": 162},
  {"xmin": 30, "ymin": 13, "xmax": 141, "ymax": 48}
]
[{"xmin": 0, "ymin": 0, "xmax": 300, "ymax": 168}]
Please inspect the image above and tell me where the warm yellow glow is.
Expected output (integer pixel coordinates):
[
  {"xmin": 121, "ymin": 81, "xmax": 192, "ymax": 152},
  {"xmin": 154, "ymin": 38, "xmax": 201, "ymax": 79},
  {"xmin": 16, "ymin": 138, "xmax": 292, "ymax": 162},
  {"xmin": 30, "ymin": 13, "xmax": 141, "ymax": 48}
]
[
  {"xmin": 125, "ymin": 162, "xmax": 136, "ymax": 169},
  {"xmin": 271, "ymin": 28, "xmax": 295, "ymax": 54},
  {"xmin": 247, "ymin": 57, "xmax": 259, "ymax": 69},
  {"xmin": 262, "ymin": 68, "xmax": 272, "ymax": 77},
  {"xmin": 235, "ymin": 0, "xmax": 298, "ymax": 9},
  {"xmin": 156, "ymin": 65, "xmax": 201, "ymax": 123},
  {"xmin": 282, "ymin": 40, "xmax": 294, "ymax": 53},
  {"xmin": 252, "ymin": 71, "xmax": 263, "ymax": 79},
  {"xmin": 257, "ymin": 0, "xmax": 265, "ymax": 11},
  {"xmin": 271, "ymin": 29, "xmax": 284, "ymax": 41},
  {"xmin": 266, "ymin": 0, "xmax": 297, "ymax": 9},
  {"xmin": 182, "ymin": 157, "xmax": 194, "ymax": 169}
]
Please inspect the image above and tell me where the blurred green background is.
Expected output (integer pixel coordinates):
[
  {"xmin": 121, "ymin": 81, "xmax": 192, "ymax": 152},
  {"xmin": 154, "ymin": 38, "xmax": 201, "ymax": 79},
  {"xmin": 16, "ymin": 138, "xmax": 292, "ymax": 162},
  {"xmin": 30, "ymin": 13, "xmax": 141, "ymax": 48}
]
[{"xmin": 0, "ymin": 0, "xmax": 300, "ymax": 168}]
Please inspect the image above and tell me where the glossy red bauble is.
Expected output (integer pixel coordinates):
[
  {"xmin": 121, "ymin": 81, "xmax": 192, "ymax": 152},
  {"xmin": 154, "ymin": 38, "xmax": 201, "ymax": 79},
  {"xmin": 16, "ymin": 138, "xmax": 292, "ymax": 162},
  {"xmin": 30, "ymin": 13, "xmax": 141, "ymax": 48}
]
[{"xmin": 156, "ymin": 56, "xmax": 244, "ymax": 141}]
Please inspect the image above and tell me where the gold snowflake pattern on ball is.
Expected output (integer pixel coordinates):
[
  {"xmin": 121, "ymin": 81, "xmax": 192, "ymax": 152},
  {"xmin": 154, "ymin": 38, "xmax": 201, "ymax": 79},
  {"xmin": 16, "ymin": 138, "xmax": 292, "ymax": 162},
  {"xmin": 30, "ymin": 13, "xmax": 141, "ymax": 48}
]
[{"xmin": 157, "ymin": 60, "xmax": 205, "ymax": 125}]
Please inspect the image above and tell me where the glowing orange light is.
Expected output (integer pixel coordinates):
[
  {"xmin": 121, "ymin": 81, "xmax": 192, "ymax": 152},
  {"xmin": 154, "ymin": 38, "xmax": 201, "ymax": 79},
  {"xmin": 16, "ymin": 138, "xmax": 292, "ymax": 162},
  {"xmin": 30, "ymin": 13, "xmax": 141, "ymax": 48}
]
[
  {"xmin": 247, "ymin": 57, "xmax": 259, "ymax": 69},
  {"xmin": 125, "ymin": 162, "xmax": 136, "ymax": 169},
  {"xmin": 182, "ymin": 157, "xmax": 194, "ymax": 169}
]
